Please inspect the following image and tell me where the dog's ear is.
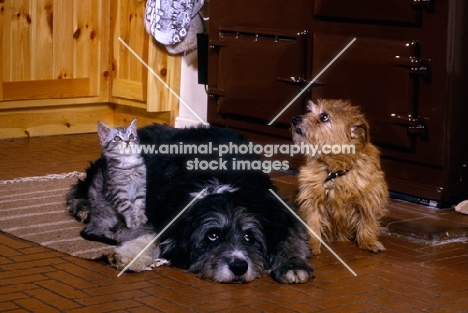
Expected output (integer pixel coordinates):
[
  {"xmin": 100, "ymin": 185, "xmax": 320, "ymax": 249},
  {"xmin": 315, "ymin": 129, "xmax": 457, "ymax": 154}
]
[
  {"xmin": 350, "ymin": 122, "xmax": 370, "ymax": 144},
  {"xmin": 306, "ymin": 100, "xmax": 319, "ymax": 114}
]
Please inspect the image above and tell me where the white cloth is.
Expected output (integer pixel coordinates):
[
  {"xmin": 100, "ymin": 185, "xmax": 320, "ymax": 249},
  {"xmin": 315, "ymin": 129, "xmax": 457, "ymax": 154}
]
[{"xmin": 145, "ymin": 0, "xmax": 204, "ymax": 53}]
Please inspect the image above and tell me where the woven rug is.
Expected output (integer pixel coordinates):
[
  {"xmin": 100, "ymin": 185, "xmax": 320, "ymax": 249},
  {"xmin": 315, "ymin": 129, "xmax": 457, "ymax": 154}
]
[{"xmin": 0, "ymin": 172, "xmax": 114, "ymax": 259}]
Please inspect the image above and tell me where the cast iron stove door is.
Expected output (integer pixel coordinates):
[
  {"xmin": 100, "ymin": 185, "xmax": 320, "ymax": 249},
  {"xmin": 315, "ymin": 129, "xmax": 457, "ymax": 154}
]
[
  {"xmin": 311, "ymin": 34, "xmax": 430, "ymax": 150},
  {"xmin": 208, "ymin": 27, "xmax": 310, "ymax": 138}
]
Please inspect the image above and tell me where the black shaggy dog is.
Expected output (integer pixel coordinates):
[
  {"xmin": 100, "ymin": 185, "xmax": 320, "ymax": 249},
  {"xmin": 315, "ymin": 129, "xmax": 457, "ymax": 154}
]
[{"xmin": 68, "ymin": 124, "xmax": 314, "ymax": 284}]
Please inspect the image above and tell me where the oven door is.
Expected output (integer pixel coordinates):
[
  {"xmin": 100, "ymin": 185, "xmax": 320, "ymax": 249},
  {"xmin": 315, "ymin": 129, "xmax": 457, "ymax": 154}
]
[
  {"xmin": 311, "ymin": 33, "xmax": 430, "ymax": 150},
  {"xmin": 208, "ymin": 27, "xmax": 310, "ymax": 137}
]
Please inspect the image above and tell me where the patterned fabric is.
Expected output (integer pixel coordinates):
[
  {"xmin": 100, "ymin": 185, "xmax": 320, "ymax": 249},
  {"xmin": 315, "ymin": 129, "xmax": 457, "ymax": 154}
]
[{"xmin": 145, "ymin": 0, "xmax": 204, "ymax": 46}]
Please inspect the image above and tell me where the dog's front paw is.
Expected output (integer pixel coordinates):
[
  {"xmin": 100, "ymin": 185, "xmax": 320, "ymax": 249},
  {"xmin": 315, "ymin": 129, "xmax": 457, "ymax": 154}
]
[
  {"xmin": 153, "ymin": 258, "xmax": 170, "ymax": 267},
  {"xmin": 270, "ymin": 259, "xmax": 314, "ymax": 284},
  {"xmin": 311, "ymin": 245, "xmax": 322, "ymax": 256},
  {"xmin": 281, "ymin": 269, "xmax": 313, "ymax": 284},
  {"xmin": 309, "ymin": 240, "xmax": 322, "ymax": 256},
  {"xmin": 144, "ymin": 258, "xmax": 170, "ymax": 271},
  {"xmin": 360, "ymin": 240, "xmax": 386, "ymax": 253}
]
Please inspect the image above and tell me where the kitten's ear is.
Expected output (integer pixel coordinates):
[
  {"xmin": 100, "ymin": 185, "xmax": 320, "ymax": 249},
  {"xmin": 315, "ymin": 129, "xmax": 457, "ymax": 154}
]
[
  {"xmin": 97, "ymin": 122, "xmax": 111, "ymax": 142},
  {"xmin": 129, "ymin": 119, "xmax": 138, "ymax": 131}
]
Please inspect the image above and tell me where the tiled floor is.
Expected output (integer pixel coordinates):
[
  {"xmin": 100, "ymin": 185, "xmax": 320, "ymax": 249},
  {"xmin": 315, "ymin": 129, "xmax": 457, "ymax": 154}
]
[{"xmin": 1, "ymin": 133, "xmax": 468, "ymax": 312}]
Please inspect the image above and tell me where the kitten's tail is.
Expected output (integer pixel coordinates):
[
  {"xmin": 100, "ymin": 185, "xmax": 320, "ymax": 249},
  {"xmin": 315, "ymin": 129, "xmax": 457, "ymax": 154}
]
[{"xmin": 66, "ymin": 157, "xmax": 106, "ymax": 223}]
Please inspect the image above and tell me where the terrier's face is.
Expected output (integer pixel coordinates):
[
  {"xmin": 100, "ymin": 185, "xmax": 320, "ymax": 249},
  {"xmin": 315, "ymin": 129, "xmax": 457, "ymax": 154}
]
[{"xmin": 292, "ymin": 99, "xmax": 369, "ymax": 153}]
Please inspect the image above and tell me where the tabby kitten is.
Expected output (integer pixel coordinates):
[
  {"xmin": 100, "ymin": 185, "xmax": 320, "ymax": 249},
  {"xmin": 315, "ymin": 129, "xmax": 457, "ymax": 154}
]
[{"xmin": 67, "ymin": 119, "xmax": 148, "ymax": 244}]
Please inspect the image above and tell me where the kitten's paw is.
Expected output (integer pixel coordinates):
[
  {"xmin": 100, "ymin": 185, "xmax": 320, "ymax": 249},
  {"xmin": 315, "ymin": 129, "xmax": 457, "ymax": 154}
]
[
  {"xmin": 126, "ymin": 212, "xmax": 148, "ymax": 228},
  {"xmin": 136, "ymin": 211, "xmax": 148, "ymax": 225}
]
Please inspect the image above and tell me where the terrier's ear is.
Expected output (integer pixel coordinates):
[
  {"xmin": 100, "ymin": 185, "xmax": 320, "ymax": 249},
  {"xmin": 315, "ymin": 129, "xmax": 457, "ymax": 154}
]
[
  {"xmin": 350, "ymin": 122, "xmax": 370, "ymax": 143},
  {"xmin": 306, "ymin": 100, "xmax": 319, "ymax": 114}
]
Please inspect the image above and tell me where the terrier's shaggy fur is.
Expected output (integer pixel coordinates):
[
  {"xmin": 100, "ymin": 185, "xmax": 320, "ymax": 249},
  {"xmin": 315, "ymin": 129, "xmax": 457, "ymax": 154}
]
[{"xmin": 292, "ymin": 99, "xmax": 388, "ymax": 255}]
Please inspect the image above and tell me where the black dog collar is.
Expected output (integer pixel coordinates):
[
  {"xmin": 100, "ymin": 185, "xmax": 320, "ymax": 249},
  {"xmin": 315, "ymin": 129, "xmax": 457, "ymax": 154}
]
[{"xmin": 322, "ymin": 169, "xmax": 350, "ymax": 192}]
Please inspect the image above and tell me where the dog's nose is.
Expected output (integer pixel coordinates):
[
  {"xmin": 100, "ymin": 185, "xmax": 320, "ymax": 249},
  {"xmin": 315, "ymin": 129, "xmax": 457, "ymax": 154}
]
[
  {"xmin": 229, "ymin": 259, "xmax": 248, "ymax": 276},
  {"xmin": 292, "ymin": 116, "xmax": 302, "ymax": 126}
]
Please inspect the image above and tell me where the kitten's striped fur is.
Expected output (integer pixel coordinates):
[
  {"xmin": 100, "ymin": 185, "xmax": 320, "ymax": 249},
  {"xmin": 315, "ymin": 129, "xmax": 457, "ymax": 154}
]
[{"xmin": 67, "ymin": 119, "xmax": 148, "ymax": 244}]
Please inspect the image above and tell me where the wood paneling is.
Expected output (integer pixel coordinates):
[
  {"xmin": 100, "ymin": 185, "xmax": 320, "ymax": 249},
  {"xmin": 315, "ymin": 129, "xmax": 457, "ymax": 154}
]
[
  {"xmin": 0, "ymin": 0, "xmax": 109, "ymax": 100},
  {"xmin": 146, "ymin": 40, "xmax": 181, "ymax": 116},
  {"xmin": 111, "ymin": 0, "xmax": 180, "ymax": 116},
  {"xmin": 114, "ymin": 104, "xmax": 172, "ymax": 128},
  {"xmin": 32, "ymin": 0, "xmax": 54, "ymax": 81},
  {"xmin": 3, "ymin": 78, "xmax": 89, "ymax": 100},
  {"xmin": 0, "ymin": 103, "xmax": 114, "ymax": 138},
  {"xmin": 111, "ymin": 0, "xmax": 148, "ymax": 102},
  {"xmin": 0, "ymin": 103, "xmax": 173, "ymax": 139},
  {"xmin": 0, "ymin": 0, "xmax": 180, "ymax": 139}
]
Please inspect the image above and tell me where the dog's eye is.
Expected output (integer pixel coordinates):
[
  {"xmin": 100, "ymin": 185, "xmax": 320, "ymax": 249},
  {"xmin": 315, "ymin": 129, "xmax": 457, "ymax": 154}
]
[
  {"xmin": 207, "ymin": 231, "xmax": 219, "ymax": 241},
  {"xmin": 113, "ymin": 136, "xmax": 122, "ymax": 142},
  {"xmin": 243, "ymin": 233, "xmax": 252, "ymax": 242},
  {"xmin": 319, "ymin": 112, "xmax": 329, "ymax": 123}
]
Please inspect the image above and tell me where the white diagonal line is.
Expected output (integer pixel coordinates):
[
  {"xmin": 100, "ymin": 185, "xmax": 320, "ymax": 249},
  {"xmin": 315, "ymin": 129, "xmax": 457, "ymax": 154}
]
[
  {"xmin": 117, "ymin": 188, "xmax": 207, "ymax": 277},
  {"xmin": 118, "ymin": 37, "xmax": 209, "ymax": 126},
  {"xmin": 268, "ymin": 37, "xmax": 356, "ymax": 125},
  {"xmin": 268, "ymin": 189, "xmax": 357, "ymax": 277}
]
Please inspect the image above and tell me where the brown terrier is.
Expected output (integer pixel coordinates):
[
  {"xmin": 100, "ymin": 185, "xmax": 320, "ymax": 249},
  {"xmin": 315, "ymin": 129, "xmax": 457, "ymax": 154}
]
[{"xmin": 292, "ymin": 99, "xmax": 388, "ymax": 255}]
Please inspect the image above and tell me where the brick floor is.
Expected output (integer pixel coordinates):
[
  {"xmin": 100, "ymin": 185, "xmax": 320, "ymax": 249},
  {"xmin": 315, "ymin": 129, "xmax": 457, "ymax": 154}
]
[{"xmin": 1, "ymin": 133, "xmax": 468, "ymax": 312}]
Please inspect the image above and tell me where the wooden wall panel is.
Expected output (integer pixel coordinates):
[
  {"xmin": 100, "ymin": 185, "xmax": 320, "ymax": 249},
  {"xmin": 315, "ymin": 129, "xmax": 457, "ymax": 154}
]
[
  {"xmin": 3, "ymin": 78, "xmax": 90, "ymax": 101},
  {"xmin": 32, "ymin": 0, "xmax": 54, "ymax": 80},
  {"xmin": 7, "ymin": 0, "xmax": 32, "ymax": 82},
  {"xmin": 1, "ymin": 0, "xmax": 108, "ymax": 101},
  {"xmin": 0, "ymin": 0, "xmax": 3, "ymax": 99},
  {"xmin": 53, "ymin": 0, "xmax": 74, "ymax": 80},
  {"xmin": 114, "ymin": 104, "xmax": 172, "ymax": 128},
  {"xmin": 118, "ymin": 0, "xmax": 146, "ymax": 82},
  {"xmin": 0, "ymin": 0, "xmax": 179, "ymax": 139},
  {"xmin": 111, "ymin": 0, "xmax": 148, "ymax": 102},
  {"xmin": 0, "ymin": 103, "xmax": 114, "ymax": 139},
  {"xmin": 74, "ymin": 0, "xmax": 104, "ymax": 95},
  {"xmin": 147, "ymin": 42, "xmax": 181, "ymax": 116},
  {"xmin": 111, "ymin": 0, "xmax": 180, "ymax": 116}
]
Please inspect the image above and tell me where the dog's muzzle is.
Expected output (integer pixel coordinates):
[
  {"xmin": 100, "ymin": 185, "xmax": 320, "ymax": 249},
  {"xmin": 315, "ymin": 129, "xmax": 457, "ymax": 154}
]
[{"xmin": 292, "ymin": 116, "xmax": 303, "ymax": 135}]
